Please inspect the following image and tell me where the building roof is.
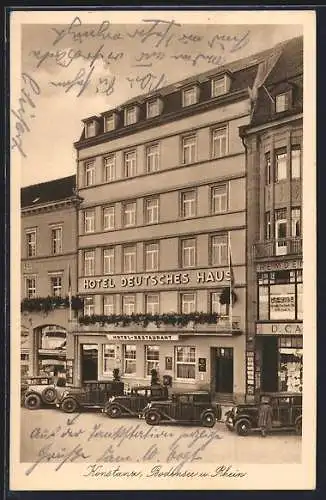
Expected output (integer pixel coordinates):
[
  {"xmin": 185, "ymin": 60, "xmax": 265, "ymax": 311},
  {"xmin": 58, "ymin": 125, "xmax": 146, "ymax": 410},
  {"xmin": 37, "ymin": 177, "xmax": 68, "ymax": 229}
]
[{"xmin": 21, "ymin": 175, "xmax": 77, "ymax": 209}]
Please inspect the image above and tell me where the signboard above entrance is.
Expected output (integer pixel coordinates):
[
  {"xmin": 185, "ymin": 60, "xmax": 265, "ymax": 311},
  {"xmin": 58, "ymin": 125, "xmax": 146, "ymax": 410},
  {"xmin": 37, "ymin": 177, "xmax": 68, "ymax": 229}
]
[
  {"xmin": 256, "ymin": 259, "xmax": 302, "ymax": 272},
  {"xmin": 106, "ymin": 334, "xmax": 179, "ymax": 341},
  {"xmin": 256, "ymin": 323, "xmax": 303, "ymax": 336}
]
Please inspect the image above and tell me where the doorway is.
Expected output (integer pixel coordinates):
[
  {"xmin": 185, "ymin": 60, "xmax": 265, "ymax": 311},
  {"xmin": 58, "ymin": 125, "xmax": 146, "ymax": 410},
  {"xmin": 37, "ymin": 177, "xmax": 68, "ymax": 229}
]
[
  {"xmin": 214, "ymin": 347, "xmax": 234, "ymax": 395},
  {"xmin": 81, "ymin": 344, "xmax": 98, "ymax": 382},
  {"xmin": 261, "ymin": 337, "xmax": 278, "ymax": 392}
]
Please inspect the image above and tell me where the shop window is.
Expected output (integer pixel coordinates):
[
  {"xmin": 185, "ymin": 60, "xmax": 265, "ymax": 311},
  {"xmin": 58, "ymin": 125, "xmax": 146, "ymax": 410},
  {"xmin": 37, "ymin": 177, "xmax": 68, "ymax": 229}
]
[
  {"xmin": 124, "ymin": 345, "xmax": 136, "ymax": 374},
  {"xmin": 145, "ymin": 345, "xmax": 159, "ymax": 376},
  {"xmin": 275, "ymin": 149, "xmax": 287, "ymax": 182},
  {"xmin": 279, "ymin": 336, "xmax": 303, "ymax": 393},
  {"xmin": 175, "ymin": 346, "xmax": 196, "ymax": 380},
  {"xmin": 257, "ymin": 270, "xmax": 302, "ymax": 320},
  {"xmin": 103, "ymin": 345, "xmax": 116, "ymax": 375}
]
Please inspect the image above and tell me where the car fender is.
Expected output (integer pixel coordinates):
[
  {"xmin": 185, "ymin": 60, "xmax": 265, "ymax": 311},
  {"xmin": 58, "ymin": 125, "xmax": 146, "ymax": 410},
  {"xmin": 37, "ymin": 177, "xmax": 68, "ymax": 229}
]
[
  {"xmin": 234, "ymin": 413, "xmax": 256, "ymax": 425},
  {"xmin": 106, "ymin": 402, "xmax": 134, "ymax": 415},
  {"xmin": 294, "ymin": 414, "xmax": 302, "ymax": 424},
  {"xmin": 149, "ymin": 407, "xmax": 175, "ymax": 421}
]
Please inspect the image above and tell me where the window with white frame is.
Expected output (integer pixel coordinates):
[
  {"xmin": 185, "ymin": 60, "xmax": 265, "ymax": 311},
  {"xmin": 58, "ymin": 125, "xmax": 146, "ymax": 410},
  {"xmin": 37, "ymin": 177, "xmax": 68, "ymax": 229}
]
[
  {"xmin": 26, "ymin": 229, "xmax": 36, "ymax": 257},
  {"xmin": 265, "ymin": 152, "xmax": 271, "ymax": 185},
  {"xmin": 145, "ymin": 242, "xmax": 159, "ymax": 271},
  {"xmin": 85, "ymin": 121, "xmax": 96, "ymax": 138},
  {"xmin": 103, "ymin": 247, "xmax": 115, "ymax": 274},
  {"xmin": 123, "ymin": 246, "xmax": 136, "ymax": 273},
  {"xmin": 211, "ymin": 76, "xmax": 226, "ymax": 97},
  {"xmin": 181, "ymin": 293, "xmax": 196, "ymax": 314},
  {"xmin": 144, "ymin": 197, "xmax": 159, "ymax": 224},
  {"xmin": 291, "ymin": 146, "xmax": 301, "ymax": 179},
  {"xmin": 103, "ymin": 344, "xmax": 116, "ymax": 375},
  {"xmin": 124, "ymin": 344, "xmax": 136, "ymax": 374},
  {"xmin": 147, "ymin": 99, "xmax": 160, "ymax": 118},
  {"xmin": 50, "ymin": 275, "xmax": 62, "ymax": 297},
  {"xmin": 104, "ymin": 114, "xmax": 115, "ymax": 132},
  {"xmin": 210, "ymin": 291, "xmax": 229, "ymax": 316},
  {"xmin": 84, "ymin": 161, "xmax": 95, "ymax": 187},
  {"xmin": 291, "ymin": 207, "xmax": 301, "ymax": 237},
  {"xmin": 211, "ymin": 234, "xmax": 228, "ymax": 266},
  {"xmin": 103, "ymin": 206, "xmax": 115, "ymax": 230},
  {"xmin": 123, "ymin": 295, "xmax": 136, "ymax": 315},
  {"xmin": 103, "ymin": 295, "xmax": 115, "ymax": 315},
  {"xmin": 175, "ymin": 346, "xmax": 196, "ymax": 380},
  {"xmin": 211, "ymin": 184, "xmax": 227, "ymax": 214},
  {"xmin": 275, "ymin": 149, "xmax": 287, "ymax": 181},
  {"xmin": 83, "ymin": 296, "xmax": 95, "ymax": 316},
  {"xmin": 124, "ymin": 106, "xmax": 137, "ymax": 126},
  {"xmin": 182, "ymin": 87, "xmax": 198, "ymax": 107},
  {"xmin": 182, "ymin": 135, "xmax": 197, "ymax": 164},
  {"xmin": 51, "ymin": 226, "xmax": 62, "ymax": 255},
  {"xmin": 25, "ymin": 276, "xmax": 37, "ymax": 298},
  {"xmin": 212, "ymin": 126, "xmax": 228, "ymax": 158},
  {"xmin": 84, "ymin": 250, "xmax": 95, "ymax": 276},
  {"xmin": 145, "ymin": 294, "xmax": 160, "ymax": 315},
  {"xmin": 181, "ymin": 238, "xmax": 196, "ymax": 268},
  {"xmin": 103, "ymin": 154, "xmax": 115, "ymax": 182},
  {"xmin": 84, "ymin": 209, "xmax": 95, "ymax": 233},
  {"xmin": 124, "ymin": 150, "xmax": 137, "ymax": 178},
  {"xmin": 275, "ymin": 93, "xmax": 289, "ymax": 113},
  {"xmin": 123, "ymin": 202, "xmax": 136, "ymax": 227},
  {"xmin": 146, "ymin": 144, "xmax": 160, "ymax": 173},
  {"xmin": 181, "ymin": 190, "xmax": 196, "ymax": 218},
  {"xmin": 145, "ymin": 345, "xmax": 159, "ymax": 376}
]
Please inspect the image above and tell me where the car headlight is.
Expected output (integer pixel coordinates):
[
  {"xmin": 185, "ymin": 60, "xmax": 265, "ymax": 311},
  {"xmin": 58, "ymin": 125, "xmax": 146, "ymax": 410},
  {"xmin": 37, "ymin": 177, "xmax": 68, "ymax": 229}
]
[
  {"xmin": 146, "ymin": 402, "xmax": 152, "ymax": 409},
  {"xmin": 62, "ymin": 391, "xmax": 69, "ymax": 398},
  {"xmin": 233, "ymin": 407, "xmax": 238, "ymax": 416},
  {"xmin": 109, "ymin": 396, "xmax": 115, "ymax": 402}
]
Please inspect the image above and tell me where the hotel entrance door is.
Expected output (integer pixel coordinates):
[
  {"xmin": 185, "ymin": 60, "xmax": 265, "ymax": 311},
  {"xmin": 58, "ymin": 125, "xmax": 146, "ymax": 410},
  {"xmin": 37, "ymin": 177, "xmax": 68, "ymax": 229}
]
[
  {"xmin": 81, "ymin": 344, "xmax": 98, "ymax": 382},
  {"xmin": 211, "ymin": 347, "xmax": 234, "ymax": 399}
]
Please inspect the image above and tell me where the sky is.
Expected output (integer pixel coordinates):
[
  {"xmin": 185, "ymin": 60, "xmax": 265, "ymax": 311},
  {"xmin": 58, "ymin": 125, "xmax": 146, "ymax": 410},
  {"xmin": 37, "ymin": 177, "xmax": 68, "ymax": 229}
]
[{"xmin": 13, "ymin": 14, "xmax": 304, "ymax": 187}]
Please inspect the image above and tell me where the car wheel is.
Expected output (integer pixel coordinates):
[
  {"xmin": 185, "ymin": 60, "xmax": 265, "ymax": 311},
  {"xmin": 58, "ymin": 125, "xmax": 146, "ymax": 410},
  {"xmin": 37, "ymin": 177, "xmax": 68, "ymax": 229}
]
[
  {"xmin": 61, "ymin": 397, "xmax": 78, "ymax": 413},
  {"xmin": 235, "ymin": 419, "xmax": 251, "ymax": 436},
  {"xmin": 24, "ymin": 393, "xmax": 41, "ymax": 410},
  {"xmin": 145, "ymin": 410, "xmax": 161, "ymax": 426},
  {"xmin": 42, "ymin": 387, "xmax": 57, "ymax": 404},
  {"xmin": 106, "ymin": 405, "xmax": 122, "ymax": 418},
  {"xmin": 201, "ymin": 411, "xmax": 216, "ymax": 428},
  {"xmin": 295, "ymin": 418, "xmax": 302, "ymax": 435}
]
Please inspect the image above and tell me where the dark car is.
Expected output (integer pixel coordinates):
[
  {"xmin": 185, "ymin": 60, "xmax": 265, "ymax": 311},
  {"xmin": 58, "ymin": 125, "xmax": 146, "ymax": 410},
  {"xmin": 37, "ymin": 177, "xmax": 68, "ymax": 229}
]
[
  {"xmin": 23, "ymin": 376, "xmax": 67, "ymax": 410},
  {"xmin": 142, "ymin": 391, "xmax": 222, "ymax": 427},
  {"xmin": 103, "ymin": 384, "xmax": 169, "ymax": 418},
  {"xmin": 56, "ymin": 380, "xmax": 125, "ymax": 413},
  {"xmin": 225, "ymin": 392, "xmax": 302, "ymax": 436}
]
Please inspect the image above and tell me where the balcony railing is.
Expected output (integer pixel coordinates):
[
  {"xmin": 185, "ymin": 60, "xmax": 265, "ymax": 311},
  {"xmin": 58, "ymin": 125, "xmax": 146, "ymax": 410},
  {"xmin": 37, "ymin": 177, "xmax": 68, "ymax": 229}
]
[{"xmin": 253, "ymin": 237, "xmax": 302, "ymax": 259}]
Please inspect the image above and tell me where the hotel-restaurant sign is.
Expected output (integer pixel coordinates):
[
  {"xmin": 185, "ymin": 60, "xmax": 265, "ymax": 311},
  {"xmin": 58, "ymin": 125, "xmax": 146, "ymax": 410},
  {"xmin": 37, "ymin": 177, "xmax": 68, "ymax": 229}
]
[
  {"xmin": 80, "ymin": 268, "xmax": 231, "ymax": 292},
  {"xmin": 256, "ymin": 323, "xmax": 303, "ymax": 336}
]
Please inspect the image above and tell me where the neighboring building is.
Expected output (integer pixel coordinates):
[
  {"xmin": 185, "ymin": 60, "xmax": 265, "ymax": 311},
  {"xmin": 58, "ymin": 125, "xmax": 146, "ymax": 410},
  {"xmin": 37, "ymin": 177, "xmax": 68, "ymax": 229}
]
[
  {"xmin": 70, "ymin": 44, "xmax": 289, "ymax": 402},
  {"xmin": 21, "ymin": 176, "xmax": 80, "ymax": 381},
  {"xmin": 241, "ymin": 36, "xmax": 303, "ymax": 397}
]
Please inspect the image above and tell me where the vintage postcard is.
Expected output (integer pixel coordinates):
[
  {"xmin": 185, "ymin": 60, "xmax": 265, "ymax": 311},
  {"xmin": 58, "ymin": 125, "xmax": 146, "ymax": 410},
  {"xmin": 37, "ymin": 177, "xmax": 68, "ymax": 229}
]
[{"xmin": 9, "ymin": 9, "xmax": 316, "ymax": 491}]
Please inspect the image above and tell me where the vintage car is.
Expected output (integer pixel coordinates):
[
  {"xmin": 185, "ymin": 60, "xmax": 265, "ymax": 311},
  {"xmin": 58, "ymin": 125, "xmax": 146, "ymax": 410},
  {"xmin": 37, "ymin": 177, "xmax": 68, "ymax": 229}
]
[
  {"xmin": 142, "ymin": 391, "xmax": 222, "ymax": 427},
  {"xmin": 103, "ymin": 384, "xmax": 169, "ymax": 418},
  {"xmin": 55, "ymin": 380, "xmax": 125, "ymax": 413},
  {"xmin": 225, "ymin": 392, "xmax": 302, "ymax": 436},
  {"xmin": 23, "ymin": 376, "xmax": 67, "ymax": 410}
]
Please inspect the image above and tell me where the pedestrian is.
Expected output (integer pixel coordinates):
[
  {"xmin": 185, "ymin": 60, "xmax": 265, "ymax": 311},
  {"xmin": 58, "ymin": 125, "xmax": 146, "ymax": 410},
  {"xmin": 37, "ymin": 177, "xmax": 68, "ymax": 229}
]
[{"xmin": 258, "ymin": 395, "xmax": 273, "ymax": 437}]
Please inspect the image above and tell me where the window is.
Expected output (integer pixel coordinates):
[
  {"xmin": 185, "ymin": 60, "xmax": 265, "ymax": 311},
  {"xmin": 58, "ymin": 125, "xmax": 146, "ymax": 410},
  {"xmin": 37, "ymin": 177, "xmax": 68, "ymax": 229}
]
[
  {"xmin": 25, "ymin": 276, "xmax": 36, "ymax": 298},
  {"xmin": 124, "ymin": 345, "xmax": 136, "ymax": 374},
  {"xmin": 291, "ymin": 208, "xmax": 301, "ymax": 237},
  {"xmin": 84, "ymin": 161, "xmax": 95, "ymax": 186},
  {"xmin": 85, "ymin": 121, "xmax": 96, "ymax": 138},
  {"xmin": 275, "ymin": 149, "xmax": 287, "ymax": 182},
  {"xmin": 181, "ymin": 293, "xmax": 196, "ymax": 314},
  {"xmin": 103, "ymin": 206, "xmax": 115, "ymax": 231},
  {"xmin": 103, "ymin": 247, "xmax": 115, "ymax": 274},
  {"xmin": 122, "ymin": 295, "xmax": 136, "ymax": 315},
  {"xmin": 182, "ymin": 86, "xmax": 198, "ymax": 107},
  {"xmin": 145, "ymin": 242, "xmax": 159, "ymax": 271},
  {"xmin": 123, "ymin": 202, "xmax": 136, "ymax": 227},
  {"xmin": 124, "ymin": 150, "xmax": 137, "ymax": 177},
  {"xmin": 145, "ymin": 197, "xmax": 159, "ymax": 224},
  {"xmin": 103, "ymin": 295, "xmax": 115, "ymax": 315},
  {"xmin": 291, "ymin": 146, "xmax": 301, "ymax": 179},
  {"xmin": 103, "ymin": 154, "xmax": 115, "ymax": 182},
  {"xmin": 146, "ymin": 144, "xmax": 160, "ymax": 173},
  {"xmin": 50, "ymin": 275, "xmax": 62, "ymax": 297},
  {"xmin": 124, "ymin": 106, "xmax": 137, "ymax": 126},
  {"xmin": 211, "ymin": 291, "xmax": 229, "ymax": 316},
  {"xmin": 258, "ymin": 270, "xmax": 302, "ymax": 321},
  {"xmin": 84, "ymin": 296, "xmax": 94, "ymax": 316},
  {"xmin": 145, "ymin": 346, "xmax": 159, "ymax": 376},
  {"xmin": 211, "ymin": 184, "xmax": 227, "ymax": 214},
  {"xmin": 182, "ymin": 135, "xmax": 197, "ymax": 164},
  {"xmin": 51, "ymin": 227, "xmax": 62, "ymax": 255},
  {"xmin": 212, "ymin": 126, "xmax": 228, "ymax": 158},
  {"xmin": 147, "ymin": 99, "xmax": 160, "ymax": 118},
  {"xmin": 26, "ymin": 230, "xmax": 36, "ymax": 257},
  {"xmin": 175, "ymin": 346, "xmax": 196, "ymax": 380},
  {"xmin": 211, "ymin": 76, "xmax": 226, "ymax": 97},
  {"xmin": 123, "ymin": 246, "xmax": 136, "ymax": 273},
  {"xmin": 84, "ymin": 250, "xmax": 95, "ymax": 276},
  {"xmin": 181, "ymin": 238, "xmax": 196, "ymax": 268},
  {"xmin": 103, "ymin": 345, "xmax": 116, "ymax": 375},
  {"xmin": 84, "ymin": 209, "xmax": 95, "ymax": 233},
  {"xmin": 265, "ymin": 152, "xmax": 271, "ymax": 185},
  {"xmin": 104, "ymin": 114, "xmax": 115, "ymax": 132},
  {"xmin": 211, "ymin": 234, "xmax": 228, "ymax": 266},
  {"xmin": 275, "ymin": 93, "xmax": 289, "ymax": 113},
  {"xmin": 145, "ymin": 294, "xmax": 160, "ymax": 315},
  {"xmin": 181, "ymin": 190, "xmax": 196, "ymax": 218},
  {"xmin": 265, "ymin": 212, "xmax": 272, "ymax": 240}
]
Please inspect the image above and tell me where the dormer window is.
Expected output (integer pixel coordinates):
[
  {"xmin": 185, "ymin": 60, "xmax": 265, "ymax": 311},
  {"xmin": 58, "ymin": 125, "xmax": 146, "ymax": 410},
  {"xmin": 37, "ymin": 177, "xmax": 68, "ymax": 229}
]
[
  {"xmin": 146, "ymin": 99, "xmax": 161, "ymax": 118},
  {"xmin": 211, "ymin": 76, "xmax": 226, "ymax": 97},
  {"xmin": 182, "ymin": 86, "xmax": 198, "ymax": 107},
  {"xmin": 275, "ymin": 92, "xmax": 291, "ymax": 113},
  {"xmin": 124, "ymin": 106, "xmax": 138, "ymax": 126},
  {"xmin": 104, "ymin": 113, "xmax": 116, "ymax": 132},
  {"xmin": 85, "ymin": 120, "xmax": 97, "ymax": 138}
]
